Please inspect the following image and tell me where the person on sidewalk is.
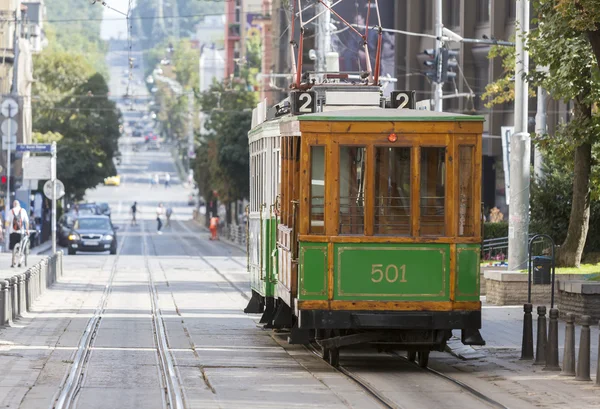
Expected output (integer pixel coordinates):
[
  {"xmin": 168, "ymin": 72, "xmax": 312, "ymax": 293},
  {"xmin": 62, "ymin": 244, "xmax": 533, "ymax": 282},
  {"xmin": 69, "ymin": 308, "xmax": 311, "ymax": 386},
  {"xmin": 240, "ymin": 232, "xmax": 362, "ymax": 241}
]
[
  {"xmin": 165, "ymin": 205, "xmax": 173, "ymax": 228},
  {"xmin": 164, "ymin": 173, "xmax": 171, "ymax": 188},
  {"xmin": 156, "ymin": 203, "xmax": 164, "ymax": 234},
  {"xmin": 209, "ymin": 214, "xmax": 219, "ymax": 241},
  {"xmin": 8, "ymin": 200, "xmax": 29, "ymax": 267},
  {"xmin": 131, "ymin": 201, "xmax": 138, "ymax": 226}
]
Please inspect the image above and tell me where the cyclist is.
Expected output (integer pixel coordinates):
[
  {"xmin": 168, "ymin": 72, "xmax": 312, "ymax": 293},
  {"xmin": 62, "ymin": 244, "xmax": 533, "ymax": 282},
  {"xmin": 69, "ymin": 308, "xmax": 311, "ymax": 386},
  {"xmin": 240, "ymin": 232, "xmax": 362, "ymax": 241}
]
[{"xmin": 8, "ymin": 200, "xmax": 29, "ymax": 267}]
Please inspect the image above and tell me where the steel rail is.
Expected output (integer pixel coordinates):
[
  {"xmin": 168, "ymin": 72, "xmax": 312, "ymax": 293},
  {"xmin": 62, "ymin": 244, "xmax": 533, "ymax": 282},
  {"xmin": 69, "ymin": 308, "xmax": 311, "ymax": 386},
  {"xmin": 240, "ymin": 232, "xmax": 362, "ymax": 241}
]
[
  {"xmin": 52, "ymin": 224, "xmax": 129, "ymax": 409},
  {"xmin": 306, "ymin": 343, "xmax": 400, "ymax": 409},
  {"xmin": 141, "ymin": 223, "xmax": 186, "ymax": 409},
  {"xmin": 389, "ymin": 351, "xmax": 509, "ymax": 409}
]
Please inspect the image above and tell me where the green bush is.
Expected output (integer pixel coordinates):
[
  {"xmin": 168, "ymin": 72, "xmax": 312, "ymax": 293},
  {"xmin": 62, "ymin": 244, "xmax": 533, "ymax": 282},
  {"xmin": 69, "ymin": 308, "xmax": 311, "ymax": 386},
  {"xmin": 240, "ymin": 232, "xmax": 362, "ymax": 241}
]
[
  {"xmin": 530, "ymin": 156, "xmax": 600, "ymax": 253},
  {"xmin": 484, "ymin": 222, "xmax": 509, "ymax": 240}
]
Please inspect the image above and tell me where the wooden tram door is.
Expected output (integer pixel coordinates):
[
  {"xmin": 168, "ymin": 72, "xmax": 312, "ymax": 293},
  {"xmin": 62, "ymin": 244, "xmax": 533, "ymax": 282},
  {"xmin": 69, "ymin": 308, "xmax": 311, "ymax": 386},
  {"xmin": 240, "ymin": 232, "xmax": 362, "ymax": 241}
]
[{"xmin": 277, "ymin": 135, "xmax": 301, "ymax": 303}]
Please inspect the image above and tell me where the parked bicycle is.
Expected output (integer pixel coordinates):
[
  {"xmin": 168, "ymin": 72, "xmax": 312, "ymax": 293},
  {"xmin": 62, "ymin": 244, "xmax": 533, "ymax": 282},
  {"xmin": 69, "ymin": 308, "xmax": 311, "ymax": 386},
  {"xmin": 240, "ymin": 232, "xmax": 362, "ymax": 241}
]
[{"xmin": 12, "ymin": 230, "xmax": 36, "ymax": 268}]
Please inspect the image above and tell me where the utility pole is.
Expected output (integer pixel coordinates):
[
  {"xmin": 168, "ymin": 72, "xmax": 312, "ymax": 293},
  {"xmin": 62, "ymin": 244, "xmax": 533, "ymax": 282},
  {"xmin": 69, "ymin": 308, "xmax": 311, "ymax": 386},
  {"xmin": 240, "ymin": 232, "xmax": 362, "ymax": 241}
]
[
  {"xmin": 434, "ymin": 0, "xmax": 443, "ymax": 112},
  {"xmin": 508, "ymin": 0, "xmax": 530, "ymax": 271},
  {"xmin": 186, "ymin": 91, "xmax": 194, "ymax": 173},
  {"xmin": 316, "ymin": 0, "xmax": 331, "ymax": 73},
  {"xmin": 534, "ymin": 86, "xmax": 547, "ymax": 179},
  {"xmin": 4, "ymin": 104, "xmax": 12, "ymax": 248}
]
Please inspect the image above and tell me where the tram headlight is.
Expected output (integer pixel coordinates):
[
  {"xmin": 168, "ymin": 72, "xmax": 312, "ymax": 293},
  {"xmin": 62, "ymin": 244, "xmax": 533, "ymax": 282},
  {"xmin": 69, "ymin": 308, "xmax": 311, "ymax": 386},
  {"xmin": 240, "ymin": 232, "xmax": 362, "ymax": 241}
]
[{"xmin": 388, "ymin": 133, "xmax": 398, "ymax": 143}]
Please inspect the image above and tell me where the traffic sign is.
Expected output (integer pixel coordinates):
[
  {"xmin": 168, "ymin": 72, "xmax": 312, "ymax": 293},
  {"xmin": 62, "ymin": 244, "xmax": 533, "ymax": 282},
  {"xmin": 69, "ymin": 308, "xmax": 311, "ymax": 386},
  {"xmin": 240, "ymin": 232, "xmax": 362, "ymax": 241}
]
[
  {"xmin": 23, "ymin": 156, "xmax": 52, "ymax": 180},
  {"xmin": 43, "ymin": 179, "xmax": 65, "ymax": 200},
  {"xmin": 16, "ymin": 144, "xmax": 52, "ymax": 153},
  {"xmin": 2, "ymin": 135, "xmax": 16, "ymax": 150},
  {"xmin": 1, "ymin": 118, "xmax": 17, "ymax": 136},
  {"xmin": 1, "ymin": 98, "xmax": 18, "ymax": 117}
]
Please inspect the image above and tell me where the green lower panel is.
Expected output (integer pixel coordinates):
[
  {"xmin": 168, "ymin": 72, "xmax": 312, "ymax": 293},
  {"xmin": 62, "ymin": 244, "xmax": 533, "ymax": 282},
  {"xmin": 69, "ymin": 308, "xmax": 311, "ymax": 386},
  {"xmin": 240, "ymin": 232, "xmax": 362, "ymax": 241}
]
[
  {"xmin": 455, "ymin": 244, "xmax": 480, "ymax": 301},
  {"xmin": 298, "ymin": 242, "xmax": 328, "ymax": 300},
  {"xmin": 334, "ymin": 243, "xmax": 450, "ymax": 301}
]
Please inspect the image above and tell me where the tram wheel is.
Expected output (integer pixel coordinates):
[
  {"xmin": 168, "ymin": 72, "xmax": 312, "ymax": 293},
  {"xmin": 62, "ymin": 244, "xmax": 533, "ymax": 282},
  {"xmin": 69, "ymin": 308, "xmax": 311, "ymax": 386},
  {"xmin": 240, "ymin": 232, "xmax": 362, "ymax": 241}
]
[
  {"xmin": 417, "ymin": 350, "xmax": 430, "ymax": 368},
  {"xmin": 407, "ymin": 351, "xmax": 416, "ymax": 362},
  {"xmin": 328, "ymin": 348, "xmax": 340, "ymax": 367}
]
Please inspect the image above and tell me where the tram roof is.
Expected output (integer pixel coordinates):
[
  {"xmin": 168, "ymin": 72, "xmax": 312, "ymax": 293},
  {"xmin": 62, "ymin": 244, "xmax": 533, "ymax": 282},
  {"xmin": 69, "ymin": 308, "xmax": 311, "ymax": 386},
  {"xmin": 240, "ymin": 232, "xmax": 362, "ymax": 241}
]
[{"xmin": 297, "ymin": 108, "xmax": 485, "ymax": 122}]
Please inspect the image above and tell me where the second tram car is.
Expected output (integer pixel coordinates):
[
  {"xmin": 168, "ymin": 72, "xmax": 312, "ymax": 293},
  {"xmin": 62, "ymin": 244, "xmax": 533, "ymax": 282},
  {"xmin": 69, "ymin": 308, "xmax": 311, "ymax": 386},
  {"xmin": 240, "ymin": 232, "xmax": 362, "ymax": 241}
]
[{"xmin": 245, "ymin": 86, "xmax": 485, "ymax": 367}]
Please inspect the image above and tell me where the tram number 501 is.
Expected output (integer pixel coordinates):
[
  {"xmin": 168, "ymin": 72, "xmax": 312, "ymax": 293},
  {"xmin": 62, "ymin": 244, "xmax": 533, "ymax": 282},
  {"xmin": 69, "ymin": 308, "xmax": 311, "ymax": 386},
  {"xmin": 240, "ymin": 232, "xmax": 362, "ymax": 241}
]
[
  {"xmin": 370, "ymin": 264, "xmax": 407, "ymax": 283},
  {"xmin": 291, "ymin": 91, "xmax": 316, "ymax": 115}
]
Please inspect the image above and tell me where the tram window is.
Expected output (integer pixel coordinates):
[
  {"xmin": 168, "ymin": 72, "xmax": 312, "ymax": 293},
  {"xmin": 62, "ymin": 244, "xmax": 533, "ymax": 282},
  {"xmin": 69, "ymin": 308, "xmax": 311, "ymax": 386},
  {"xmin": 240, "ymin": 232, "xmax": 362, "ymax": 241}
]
[
  {"xmin": 458, "ymin": 146, "xmax": 475, "ymax": 236},
  {"xmin": 374, "ymin": 147, "xmax": 411, "ymax": 235},
  {"xmin": 310, "ymin": 146, "xmax": 325, "ymax": 234},
  {"xmin": 420, "ymin": 147, "xmax": 446, "ymax": 236},
  {"xmin": 339, "ymin": 146, "xmax": 366, "ymax": 235}
]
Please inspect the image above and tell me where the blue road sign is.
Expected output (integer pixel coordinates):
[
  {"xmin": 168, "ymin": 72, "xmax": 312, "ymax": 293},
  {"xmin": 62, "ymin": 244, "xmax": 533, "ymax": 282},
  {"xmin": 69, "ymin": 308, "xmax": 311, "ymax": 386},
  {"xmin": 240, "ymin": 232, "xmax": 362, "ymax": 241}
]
[{"xmin": 16, "ymin": 144, "xmax": 52, "ymax": 153}]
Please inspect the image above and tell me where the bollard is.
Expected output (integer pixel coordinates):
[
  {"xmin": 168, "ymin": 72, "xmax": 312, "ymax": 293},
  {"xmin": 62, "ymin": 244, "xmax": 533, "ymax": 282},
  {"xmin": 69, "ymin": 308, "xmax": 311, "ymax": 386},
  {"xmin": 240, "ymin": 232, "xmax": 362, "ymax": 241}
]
[
  {"xmin": 521, "ymin": 303, "xmax": 534, "ymax": 360},
  {"xmin": 534, "ymin": 306, "xmax": 547, "ymax": 365},
  {"xmin": 576, "ymin": 315, "xmax": 592, "ymax": 381},
  {"xmin": 19, "ymin": 274, "xmax": 26, "ymax": 315},
  {"xmin": 25, "ymin": 271, "xmax": 31, "ymax": 312},
  {"xmin": 543, "ymin": 308, "xmax": 561, "ymax": 371},
  {"xmin": 561, "ymin": 313, "xmax": 576, "ymax": 376},
  {"xmin": 10, "ymin": 277, "xmax": 17, "ymax": 321},
  {"xmin": 0, "ymin": 280, "xmax": 7, "ymax": 326}
]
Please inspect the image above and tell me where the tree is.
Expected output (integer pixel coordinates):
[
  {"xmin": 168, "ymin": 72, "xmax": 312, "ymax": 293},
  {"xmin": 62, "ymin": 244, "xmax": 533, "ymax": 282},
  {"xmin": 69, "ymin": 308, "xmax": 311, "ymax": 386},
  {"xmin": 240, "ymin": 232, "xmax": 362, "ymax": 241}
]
[
  {"xmin": 33, "ymin": 51, "xmax": 120, "ymax": 200},
  {"xmin": 195, "ymin": 79, "xmax": 256, "ymax": 222},
  {"xmin": 484, "ymin": 1, "xmax": 600, "ymax": 267}
]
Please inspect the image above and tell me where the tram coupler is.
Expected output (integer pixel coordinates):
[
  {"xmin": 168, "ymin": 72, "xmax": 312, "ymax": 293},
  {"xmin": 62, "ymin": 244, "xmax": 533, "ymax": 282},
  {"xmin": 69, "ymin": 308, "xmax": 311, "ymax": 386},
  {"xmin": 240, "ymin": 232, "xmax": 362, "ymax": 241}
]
[{"xmin": 461, "ymin": 329, "xmax": 486, "ymax": 346}]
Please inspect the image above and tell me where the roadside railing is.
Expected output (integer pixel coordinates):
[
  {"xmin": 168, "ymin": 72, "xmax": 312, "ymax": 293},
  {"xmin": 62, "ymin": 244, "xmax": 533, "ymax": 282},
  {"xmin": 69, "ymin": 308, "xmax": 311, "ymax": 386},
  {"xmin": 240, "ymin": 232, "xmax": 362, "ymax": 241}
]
[
  {"xmin": 220, "ymin": 224, "xmax": 247, "ymax": 247},
  {"xmin": 0, "ymin": 252, "xmax": 63, "ymax": 327},
  {"xmin": 482, "ymin": 234, "xmax": 538, "ymax": 263}
]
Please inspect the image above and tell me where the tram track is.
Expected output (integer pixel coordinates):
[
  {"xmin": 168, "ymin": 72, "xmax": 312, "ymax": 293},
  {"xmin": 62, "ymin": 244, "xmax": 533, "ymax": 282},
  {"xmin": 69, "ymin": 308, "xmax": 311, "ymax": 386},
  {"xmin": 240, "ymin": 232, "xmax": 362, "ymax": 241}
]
[
  {"xmin": 171, "ymin": 219, "xmax": 505, "ymax": 409},
  {"xmin": 51, "ymin": 224, "xmax": 130, "ymax": 409},
  {"xmin": 52, "ymin": 221, "xmax": 186, "ymax": 409},
  {"xmin": 141, "ymin": 222, "xmax": 186, "ymax": 409}
]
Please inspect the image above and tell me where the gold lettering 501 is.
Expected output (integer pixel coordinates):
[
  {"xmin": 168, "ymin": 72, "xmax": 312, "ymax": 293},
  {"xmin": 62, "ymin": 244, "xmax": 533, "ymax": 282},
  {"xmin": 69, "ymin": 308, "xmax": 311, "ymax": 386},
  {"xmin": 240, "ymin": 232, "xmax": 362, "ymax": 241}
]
[{"xmin": 370, "ymin": 264, "xmax": 407, "ymax": 283}]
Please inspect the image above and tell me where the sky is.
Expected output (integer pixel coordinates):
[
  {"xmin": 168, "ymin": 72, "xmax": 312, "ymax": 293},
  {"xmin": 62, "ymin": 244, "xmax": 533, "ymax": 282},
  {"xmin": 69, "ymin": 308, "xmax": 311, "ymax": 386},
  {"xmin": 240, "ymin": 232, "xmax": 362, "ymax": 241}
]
[{"xmin": 100, "ymin": 0, "xmax": 132, "ymax": 40}]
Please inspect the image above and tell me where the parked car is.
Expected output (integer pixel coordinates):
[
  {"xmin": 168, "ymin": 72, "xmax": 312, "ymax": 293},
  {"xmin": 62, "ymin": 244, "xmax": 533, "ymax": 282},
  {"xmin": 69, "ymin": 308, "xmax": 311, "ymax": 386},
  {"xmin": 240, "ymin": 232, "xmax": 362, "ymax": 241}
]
[{"xmin": 66, "ymin": 215, "xmax": 119, "ymax": 255}]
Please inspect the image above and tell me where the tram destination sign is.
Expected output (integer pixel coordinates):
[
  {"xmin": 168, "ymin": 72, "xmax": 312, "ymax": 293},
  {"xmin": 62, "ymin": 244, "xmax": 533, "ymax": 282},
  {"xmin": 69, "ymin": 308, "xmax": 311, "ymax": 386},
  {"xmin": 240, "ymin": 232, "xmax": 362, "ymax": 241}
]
[
  {"xmin": 16, "ymin": 144, "xmax": 52, "ymax": 153},
  {"xmin": 291, "ymin": 90, "xmax": 316, "ymax": 115}
]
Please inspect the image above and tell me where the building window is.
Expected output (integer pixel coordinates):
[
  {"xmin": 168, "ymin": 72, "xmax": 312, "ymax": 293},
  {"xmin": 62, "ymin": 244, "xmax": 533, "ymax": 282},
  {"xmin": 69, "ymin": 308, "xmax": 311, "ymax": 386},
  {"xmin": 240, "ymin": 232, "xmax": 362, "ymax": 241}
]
[
  {"xmin": 339, "ymin": 146, "xmax": 366, "ymax": 235},
  {"xmin": 476, "ymin": 0, "xmax": 490, "ymax": 23},
  {"xmin": 445, "ymin": 0, "xmax": 460, "ymax": 27},
  {"xmin": 507, "ymin": 0, "xmax": 516, "ymax": 19},
  {"xmin": 310, "ymin": 146, "xmax": 325, "ymax": 234},
  {"xmin": 420, "ymin": 147, "xmax": 446, "ymax": 236},
  {"xmin": 374, "ymin": 147, "xmax": 411, "ymax": 236},
  {"xmin": 420, "ymin": 1, "xmax": 432, "ymax": 31}
]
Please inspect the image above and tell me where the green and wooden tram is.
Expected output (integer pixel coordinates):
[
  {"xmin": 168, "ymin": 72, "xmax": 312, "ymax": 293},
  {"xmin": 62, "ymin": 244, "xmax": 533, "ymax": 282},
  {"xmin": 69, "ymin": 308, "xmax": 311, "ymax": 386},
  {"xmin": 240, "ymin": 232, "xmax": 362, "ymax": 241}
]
[{"xmin": 246, "ymin": 87, "xmax": 485, "ymax": 366}]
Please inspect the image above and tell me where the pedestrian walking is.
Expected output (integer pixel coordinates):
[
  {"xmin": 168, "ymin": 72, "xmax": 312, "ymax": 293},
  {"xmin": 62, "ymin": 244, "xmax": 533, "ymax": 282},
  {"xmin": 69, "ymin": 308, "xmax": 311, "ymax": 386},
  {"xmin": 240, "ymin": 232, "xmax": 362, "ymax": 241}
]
[
  {"xmin": 165, "ymin": 206, "xmax": 173, "ymax": 228},
  {"xmin": 164, "ymin": 173, "xmax": 171, "ymax": 188},
  {"xmin": 156, "ymin": 203, "xmax": 164, "ymax": 234},
  {"xmin": 209, "ymin": 214, "xmax": 219, "ymax": 241},
  {"xmin": 8, "ymin": 200, "xmax": 29, "ymax": 267},
  {"xmin": 151, "ymin": 174, "xmax": 158, "ymax": 188},
  {"xmin": 131, "ymin": 201, "xmax": 138, "ymax": 226}
]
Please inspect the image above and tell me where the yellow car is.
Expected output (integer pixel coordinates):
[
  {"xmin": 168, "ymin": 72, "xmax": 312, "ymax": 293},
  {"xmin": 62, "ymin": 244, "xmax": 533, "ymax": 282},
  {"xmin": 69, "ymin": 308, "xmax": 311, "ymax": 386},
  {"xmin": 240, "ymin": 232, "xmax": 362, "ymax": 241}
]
[{"xmin": 104, "ymin": 175, "xmax": 121, "ymax": 186}]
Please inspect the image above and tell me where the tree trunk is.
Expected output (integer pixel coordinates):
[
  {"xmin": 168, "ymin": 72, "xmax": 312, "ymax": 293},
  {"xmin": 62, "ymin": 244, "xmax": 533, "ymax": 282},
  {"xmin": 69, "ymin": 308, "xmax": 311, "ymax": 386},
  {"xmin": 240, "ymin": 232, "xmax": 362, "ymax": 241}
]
[
  {"xmin": 587, "ymin": 30, "xmax": 600, "ymax": 69},
  {"xmin": 557, "ymin": 142, "xmax": 592, "ymax": 267}
]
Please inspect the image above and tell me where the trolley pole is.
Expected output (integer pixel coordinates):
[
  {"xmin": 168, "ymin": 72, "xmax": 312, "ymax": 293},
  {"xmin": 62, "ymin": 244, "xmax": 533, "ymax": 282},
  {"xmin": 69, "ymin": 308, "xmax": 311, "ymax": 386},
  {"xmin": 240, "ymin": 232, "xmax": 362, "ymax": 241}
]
[
  {"xmin": 508, "ymin": 0, "xmax": 530, "ymax": 271},
  {"xmin": 434, "ymin": 0, "xmax": 443, "ymax": 112}
]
